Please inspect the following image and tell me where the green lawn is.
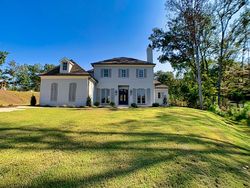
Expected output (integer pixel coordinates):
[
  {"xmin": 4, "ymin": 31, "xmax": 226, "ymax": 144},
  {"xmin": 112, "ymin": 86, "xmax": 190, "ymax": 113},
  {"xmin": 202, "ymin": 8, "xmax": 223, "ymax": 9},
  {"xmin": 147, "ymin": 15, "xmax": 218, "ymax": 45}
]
[{"xmin": 0, "ymin": 107, "xmax": 249, "ymax": 188}]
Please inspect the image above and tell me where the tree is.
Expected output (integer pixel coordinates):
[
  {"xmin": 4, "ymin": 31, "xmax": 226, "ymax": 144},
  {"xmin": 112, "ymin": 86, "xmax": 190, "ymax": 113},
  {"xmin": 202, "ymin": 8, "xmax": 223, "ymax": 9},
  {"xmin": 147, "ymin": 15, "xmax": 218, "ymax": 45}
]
[
  {"xmin": 150, "ymin": 0, "xmax": 212, "ymax": 109},
  {"xmin": 3, "ymin": 60, "xmax": 18, "ymax": 89},
  {"xmin": 222, "ymin": 63, "xmax": 250, "ymax": 107},
  {"xmin": 28, "ymin": 64, "xmax": 42, "ymax": 91},
  {"xmin": 0, "ymin": 51, "xmax": 8, "ymax": 78},
  {"xmin": 43, "ymin": 64, "xmax": 55, "ymax": 73},
  {"xmin": 233, "ymin": 8, "xmax": 250, "ymax": 68},
  {"xmin": 16, "ymin": 64, "xmax": 30, "ymax": 91},
  {"xmin": 214, "ymin": 0, "xmax": 247, "ymax": 107}
]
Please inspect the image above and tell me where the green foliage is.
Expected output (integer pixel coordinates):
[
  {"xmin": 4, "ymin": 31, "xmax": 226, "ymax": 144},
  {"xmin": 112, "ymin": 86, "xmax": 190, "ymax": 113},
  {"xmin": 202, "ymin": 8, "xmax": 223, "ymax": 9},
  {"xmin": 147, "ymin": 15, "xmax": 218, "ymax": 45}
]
[
  {"xmin": 208, "ymin": 102, "xmax": 250, "ymax": 124},
  {"xmin": 152, "ymin": 103, "xmax": 160, "ymax": 107},
  {"xmin": 0, "ymin": 51, "xmax": 8, "ymax": 66},
  {"xmin": 109, "ymin": 101, "xmax": 115, "ymax": 107},
  {"xmin": 130, "ymin": 103, "xmax": 138, "ymax": 108},
  {"xmin": 30, "ymin": 95, "xmax": 37, "ymax": 106},
  {"xmin": 86, "ymin": 96, "xmax": 92, "ymax": 107},
  {"xmin": 163, "ymin": 97, "xmax": 167, "ymax": 105},
  {"xmin": 2, "ymin": 62, "xmax": 55, "ymax": 91},
  {"xmin": 94, "ymin": 101, "xmax": 100, "ymax": 107}
]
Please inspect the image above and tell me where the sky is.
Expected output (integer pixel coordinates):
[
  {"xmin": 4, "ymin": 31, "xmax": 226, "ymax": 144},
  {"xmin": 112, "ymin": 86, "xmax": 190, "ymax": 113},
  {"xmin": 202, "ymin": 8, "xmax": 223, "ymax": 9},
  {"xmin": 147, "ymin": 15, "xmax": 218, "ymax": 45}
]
[{"xmin": 0, "ymin": 0, "xmax": 172, "ymax": 71}]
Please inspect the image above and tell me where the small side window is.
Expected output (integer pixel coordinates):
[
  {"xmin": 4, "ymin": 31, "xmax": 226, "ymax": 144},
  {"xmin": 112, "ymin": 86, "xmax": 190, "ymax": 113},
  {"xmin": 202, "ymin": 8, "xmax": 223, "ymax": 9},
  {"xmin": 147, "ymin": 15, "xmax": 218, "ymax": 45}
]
[{"xmin": 158, "ymin": 92, "xmax": 161, "ymax": 99}]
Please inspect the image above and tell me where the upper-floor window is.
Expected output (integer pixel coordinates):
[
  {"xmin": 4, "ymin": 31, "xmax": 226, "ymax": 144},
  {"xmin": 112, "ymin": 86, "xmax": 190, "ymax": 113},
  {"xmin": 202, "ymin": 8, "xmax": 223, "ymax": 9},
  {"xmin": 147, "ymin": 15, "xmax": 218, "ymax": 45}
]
[
  {"xmin": 101, "ymin": 69, "xmax": 111, "ymax": 78},
  {"xmin": 119, "ymin": 69, "xmax": 129, "ymax": 78},
  {"xmin": 62, "ymin": 62, "xmax": 68, "ymax": 71},
  {"xmin": 136, "ymin": 69, "xmax": 147, "ymax": 78}
]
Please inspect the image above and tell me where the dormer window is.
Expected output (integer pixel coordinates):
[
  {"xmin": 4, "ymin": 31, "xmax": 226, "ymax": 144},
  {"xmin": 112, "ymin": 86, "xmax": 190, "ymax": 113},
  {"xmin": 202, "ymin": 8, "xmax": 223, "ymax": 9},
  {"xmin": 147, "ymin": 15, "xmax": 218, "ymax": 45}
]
[{"xmin": 62, "ymin": 62, "xmax": 68, "ymax": 71}]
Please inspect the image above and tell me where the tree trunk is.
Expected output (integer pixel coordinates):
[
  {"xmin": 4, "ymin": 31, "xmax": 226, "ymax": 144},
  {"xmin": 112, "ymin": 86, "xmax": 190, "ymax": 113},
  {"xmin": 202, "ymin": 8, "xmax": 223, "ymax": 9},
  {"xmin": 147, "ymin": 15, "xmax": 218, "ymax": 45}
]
[
  {"xmin": 218, "ymin": 23, "xmax": 224, "ymax": 108},
  {"xmin": 196, "ymin": 44, "xmax": 203, "ymax": 110}
]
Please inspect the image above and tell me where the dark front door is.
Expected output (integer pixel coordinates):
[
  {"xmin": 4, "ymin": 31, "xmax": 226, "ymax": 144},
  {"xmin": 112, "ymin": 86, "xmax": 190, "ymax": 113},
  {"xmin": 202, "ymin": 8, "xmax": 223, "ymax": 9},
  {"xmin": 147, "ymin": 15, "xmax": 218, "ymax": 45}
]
[{"xmin": 119, "ymin": 89, "xmax": 128, "ymax": 105}]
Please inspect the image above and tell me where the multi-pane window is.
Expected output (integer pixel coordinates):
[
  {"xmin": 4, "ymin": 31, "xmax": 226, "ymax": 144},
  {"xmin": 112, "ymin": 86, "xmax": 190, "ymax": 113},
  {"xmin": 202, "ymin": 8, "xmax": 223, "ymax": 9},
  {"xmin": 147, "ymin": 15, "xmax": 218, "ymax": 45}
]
[
  {"xmin": 119, "ymin": 69, "xmax": 129, "ymax": 78},
  {"xmin": 104, "ymin": 69, "xmax": 109, "ymax": 77},
  {"xmin": 62, "ymin": 62, "xmax": 68, "ymax": 71},
  {"xmin": 69, "ymin": 83, "xmax": 77, "ymax": 102},
  {"xmin": 101, "ymin": 89, "xmax": 110, "ymax": 104},
  {"xmin": 137, "ymin": 89, "xmax": 146, "ymax": 104},
  {"xmin": 136, "ymin": 69, "xmax": 147, "ymax": 78},
  {"xmin": 121, "ymin": 69, "xmax": 127, "ymax": 77},
  {"xmin": 50, "ymin": 83, "xmax": 58, "ymax": 101},
  {"xmin": 138, "ymin": 69, "xmax": 144, "ymax": 78},
  {"xmin": 101, "ymin": 69, "xmax": 111, "ymax": 78}
]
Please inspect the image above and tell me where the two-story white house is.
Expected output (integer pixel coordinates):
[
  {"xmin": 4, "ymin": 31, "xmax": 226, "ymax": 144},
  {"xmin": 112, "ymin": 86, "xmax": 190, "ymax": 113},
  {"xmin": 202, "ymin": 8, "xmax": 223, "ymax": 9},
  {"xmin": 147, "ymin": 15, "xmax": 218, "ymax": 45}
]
[{"xmin": 39, "ymin": 47, "xmax": 168, "ymax": 107}]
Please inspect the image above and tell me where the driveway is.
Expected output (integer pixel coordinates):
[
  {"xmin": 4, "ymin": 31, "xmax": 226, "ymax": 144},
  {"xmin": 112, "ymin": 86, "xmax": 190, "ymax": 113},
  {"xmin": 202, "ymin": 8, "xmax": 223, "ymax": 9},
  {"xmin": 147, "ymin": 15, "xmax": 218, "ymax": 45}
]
[{"xmin": 0, "ymin": 106, "xmax": 39, "ymax": 112}]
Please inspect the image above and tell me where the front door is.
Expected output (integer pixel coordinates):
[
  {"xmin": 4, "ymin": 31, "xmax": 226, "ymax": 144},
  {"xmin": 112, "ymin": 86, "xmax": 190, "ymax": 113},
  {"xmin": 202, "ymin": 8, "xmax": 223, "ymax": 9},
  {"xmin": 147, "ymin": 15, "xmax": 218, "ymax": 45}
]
[{"xmin": 119, "ymin": 89, "xmax": 128, "ymax": 105}]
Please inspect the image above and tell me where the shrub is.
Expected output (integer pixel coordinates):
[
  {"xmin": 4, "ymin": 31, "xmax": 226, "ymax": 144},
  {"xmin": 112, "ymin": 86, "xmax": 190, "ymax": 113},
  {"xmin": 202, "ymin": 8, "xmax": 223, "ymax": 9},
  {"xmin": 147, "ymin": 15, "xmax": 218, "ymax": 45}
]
[
  {"xmin": 94, "ymin": 101, "xmax": 100, "ymax": 107},
  {"xmin": 163, "ymin": 97, "xmax": 167, "ymax": 105},
  {"xmin": 86, "ymin": 96, "xmax": 92, "ymax": 107},
  {"xmin": 110, "ymin": 101, "xmax": 115, "ymax": 107},
  {"xmin": 131, "ymin": 103, "xmax": 138, "ymax": 108},
  {"xmin": 152, "ymin": 103, "xmax": 160, "ymax": 107},
  {"xmin": 30, "ymin": 95, "xmax": 37, "ymax": 106}
]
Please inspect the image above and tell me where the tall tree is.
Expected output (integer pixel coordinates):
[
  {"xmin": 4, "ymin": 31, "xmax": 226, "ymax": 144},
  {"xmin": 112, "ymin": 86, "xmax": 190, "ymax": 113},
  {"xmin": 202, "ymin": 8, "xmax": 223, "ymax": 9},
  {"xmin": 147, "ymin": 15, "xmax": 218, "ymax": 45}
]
[
  {"xmin": 214, "ymin": 0, "xmax": 247, "ymax": 106},
  {"xmin": 3, "ymin": 60, "xmax": 18, "ymax": 89},
  {"xmin": 151, "ymin": 0, "xmax": 211, "ymax": 109},
  {"xmin": 0, "ymin": 51, "xmax": 9, "ymax": 78}
]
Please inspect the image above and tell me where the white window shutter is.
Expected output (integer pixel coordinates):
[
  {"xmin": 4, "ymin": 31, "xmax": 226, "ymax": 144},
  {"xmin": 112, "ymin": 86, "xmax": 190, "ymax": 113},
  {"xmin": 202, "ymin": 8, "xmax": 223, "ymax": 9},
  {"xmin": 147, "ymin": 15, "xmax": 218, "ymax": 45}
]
[
  {"xmin": 147, "ymin": 88, "xmax": 150, "ymax": 104},
  {"xmin": 118, "ymin": 69, "xmax": 121, "ymax": 77},
  {"xmin": 50, "ymin": 83, "xmax": 58, "ymax": 102},
  {"xmin": 144, "ymin": 69, "xmax": 147, "ymax": 78},
  {"xmin": 101, "ymin": 69, "xmax": 104, "ymax": 78},
  {"xmin": 133, "ymin": 88, "xmax": 137, "ymax": 103},
  {"xmin": 96, "ymin": 88, "xmax": 100, "ymax": 102},
  {"xmin": 111, "ymin": 88, "xmax": 115, "ymax": 102},
  {"xmin": 109, "ymin": 69, "xmax": 112, "ymax": 77}
]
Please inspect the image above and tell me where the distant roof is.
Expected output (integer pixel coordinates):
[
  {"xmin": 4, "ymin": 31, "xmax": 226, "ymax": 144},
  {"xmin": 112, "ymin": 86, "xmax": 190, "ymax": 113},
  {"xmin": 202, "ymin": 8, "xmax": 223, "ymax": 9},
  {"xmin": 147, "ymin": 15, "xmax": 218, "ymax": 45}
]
[
  {"xmin": 154, "ymin": 80, "xmax": 168, "ymax": 89},
  {"xmin": 40, "ymin": 60, "xmax": 90, "ymax": 76},
  {"xmin": 91, "ymin": 57, "xmax": 155, "ymax": 66}
]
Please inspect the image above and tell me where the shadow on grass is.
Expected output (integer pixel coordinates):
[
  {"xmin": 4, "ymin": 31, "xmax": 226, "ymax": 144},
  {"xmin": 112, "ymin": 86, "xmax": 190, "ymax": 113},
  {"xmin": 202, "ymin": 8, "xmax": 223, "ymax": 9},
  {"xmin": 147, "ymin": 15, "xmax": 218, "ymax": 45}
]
[{"xmin": 0, "ymin": 112, "xmax": 249, "ymax": 187}]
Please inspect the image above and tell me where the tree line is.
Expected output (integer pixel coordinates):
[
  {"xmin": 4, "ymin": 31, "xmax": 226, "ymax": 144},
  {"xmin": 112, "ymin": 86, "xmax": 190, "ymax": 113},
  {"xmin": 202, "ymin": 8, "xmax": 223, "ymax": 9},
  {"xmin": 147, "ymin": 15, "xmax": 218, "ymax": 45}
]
[
  {"xmin": 150, "ymin": 0, "xmax": 250, "ymax": 109},
  {"xmin": 0, "ymin": 51, "xmax": 54, "ymax": 91}
]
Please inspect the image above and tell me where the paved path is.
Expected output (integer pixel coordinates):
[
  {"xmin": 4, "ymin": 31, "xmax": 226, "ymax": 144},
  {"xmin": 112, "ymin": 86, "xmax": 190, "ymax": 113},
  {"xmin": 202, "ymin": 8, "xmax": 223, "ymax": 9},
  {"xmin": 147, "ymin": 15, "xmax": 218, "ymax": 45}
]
[{"xmin": 0, "ymin": 106, "xmax": 39, "ymax": 112}]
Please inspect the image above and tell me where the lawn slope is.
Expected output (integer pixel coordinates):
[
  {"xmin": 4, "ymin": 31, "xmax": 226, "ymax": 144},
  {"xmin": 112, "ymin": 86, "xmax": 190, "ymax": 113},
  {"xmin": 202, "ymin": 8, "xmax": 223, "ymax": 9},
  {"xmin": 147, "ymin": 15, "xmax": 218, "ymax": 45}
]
[
  {"xmin": 0, "ymin": 90, "xmax": 39, "ymax": 106},
  {"xmin": 0, "ymin": 107, "xmax": 249, "ymax": 187}
]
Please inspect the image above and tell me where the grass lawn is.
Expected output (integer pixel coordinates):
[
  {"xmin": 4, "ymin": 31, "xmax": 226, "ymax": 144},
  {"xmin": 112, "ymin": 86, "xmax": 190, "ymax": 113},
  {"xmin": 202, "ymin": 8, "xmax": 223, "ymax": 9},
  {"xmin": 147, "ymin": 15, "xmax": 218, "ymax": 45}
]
[{"xmin": 0, "ymin": 107, "xmax": 249, "ymax": 187}]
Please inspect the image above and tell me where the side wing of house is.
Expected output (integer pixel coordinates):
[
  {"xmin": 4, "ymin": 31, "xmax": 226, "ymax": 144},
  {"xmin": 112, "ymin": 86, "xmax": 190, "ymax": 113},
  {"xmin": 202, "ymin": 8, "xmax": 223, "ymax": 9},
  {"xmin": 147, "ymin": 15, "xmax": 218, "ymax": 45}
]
[{"xmin": 40, "ymin": 59, "xmax": 96, "ymax": 107}]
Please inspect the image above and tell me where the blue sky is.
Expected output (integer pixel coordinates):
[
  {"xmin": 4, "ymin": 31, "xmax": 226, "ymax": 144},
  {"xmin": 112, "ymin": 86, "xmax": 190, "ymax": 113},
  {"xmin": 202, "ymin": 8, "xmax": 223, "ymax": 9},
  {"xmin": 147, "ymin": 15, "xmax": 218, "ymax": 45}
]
[{"xmin": 0, "ymin": 0, "xmax": 172, "ymax": 71}]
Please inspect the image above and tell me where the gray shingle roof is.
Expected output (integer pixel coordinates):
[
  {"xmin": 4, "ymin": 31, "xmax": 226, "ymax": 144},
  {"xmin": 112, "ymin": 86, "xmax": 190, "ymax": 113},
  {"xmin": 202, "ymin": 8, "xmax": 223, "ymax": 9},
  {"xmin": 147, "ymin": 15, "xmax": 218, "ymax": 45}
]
[
  {"xmin": 154, "ymin": 80, "xmax": 168, "ymax": 89},
  {"xmin": 40, "ymin": 60, "xmax": 90, "ymax": 76},
  {"xmin": 91, "ymin": 57, "xmax": 155, "ymax": 66}
]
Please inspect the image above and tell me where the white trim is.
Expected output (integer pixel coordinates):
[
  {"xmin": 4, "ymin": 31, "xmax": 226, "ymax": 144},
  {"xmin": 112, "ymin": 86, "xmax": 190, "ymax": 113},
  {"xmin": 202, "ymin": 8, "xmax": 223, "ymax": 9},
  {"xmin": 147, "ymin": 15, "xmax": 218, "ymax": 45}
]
[
  {"xmin": 93, "ymin": 64, "xmax": 155, "ymax": 67},
  {"xmin": 41, "ymin": 76, "xmax": 89, "ymax": 79}
]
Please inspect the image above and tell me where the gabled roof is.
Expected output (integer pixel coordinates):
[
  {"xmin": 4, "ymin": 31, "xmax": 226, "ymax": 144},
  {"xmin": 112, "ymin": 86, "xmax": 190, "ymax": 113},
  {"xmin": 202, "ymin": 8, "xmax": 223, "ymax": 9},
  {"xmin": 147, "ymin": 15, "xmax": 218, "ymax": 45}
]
[
  {"xmin": 40, "ymin": 60, "xmax": 90, "ymax": 76},
  {"xmin": 91, "ymin": 57, "xmax": 155, "ymax": 66}
]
